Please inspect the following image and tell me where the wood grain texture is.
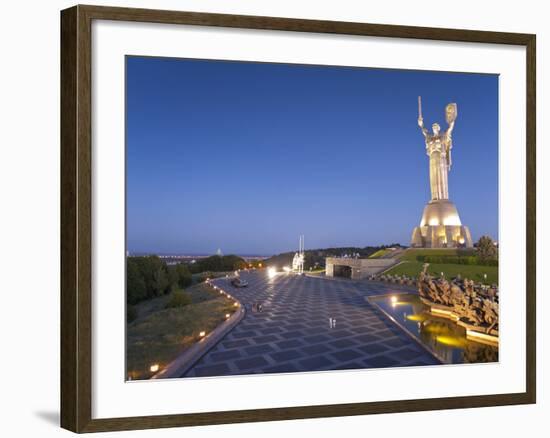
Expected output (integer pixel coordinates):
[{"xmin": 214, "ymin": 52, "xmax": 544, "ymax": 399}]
[
  {"xmin": 60, "ymin": 5, "xmax": 78, "ymax": 432},
  {"xmin": 525, "ymin": 34, "xmax": 536, "ymax": 404},
  {"xmin": 60, "ymin": 4, "xmax": 537, "ymax": 433}
]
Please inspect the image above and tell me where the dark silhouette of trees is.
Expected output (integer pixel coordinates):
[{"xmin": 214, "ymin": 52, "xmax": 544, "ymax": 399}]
[
  {"xmin": 476, "ymin": 236, "xmax": 498, "ymax": 262},
  {"xmin": 189, "ymin": 255, "xmax": 247, "ymax": 274},
  {"xmin": 127, "ymin": 258, "xmax": 147, "ymax": 304},
  {"xmin": 127, "ymin": 254, "xmax": 244, "ymax": 305},
  {"xmin": 126, "ymin": 256, "xmax": 196, "ymax": 305},
  {"xmin": 175, "ymin": 263, "xmax": 193, "ymax": 288}
]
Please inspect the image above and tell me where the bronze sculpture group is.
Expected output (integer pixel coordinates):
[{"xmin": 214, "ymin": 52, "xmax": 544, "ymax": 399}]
[
  {"xmin": 417, "ymin": 263, "xmax": 499, "ymax": 335},
  {"xmin": 368, "ymin": 263, "xmax": 499, "ymax": 340}
]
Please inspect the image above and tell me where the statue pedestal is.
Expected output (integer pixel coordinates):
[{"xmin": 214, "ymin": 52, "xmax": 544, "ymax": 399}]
[{"xmin": 411, "ymin": 199, "xmax": 473, "ymax": 248}]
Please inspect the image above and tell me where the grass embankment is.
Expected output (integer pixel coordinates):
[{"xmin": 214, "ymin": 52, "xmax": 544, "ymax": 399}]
[
  {"xmin": 386, "ymin": 261, "xmax": 498, "ymax": 285},
  {"xmin": 385, "ymin": 248, "xmax": 497, "ymax": 285},
  {"xmin": 368, "ymin": 249, "xmax": 391, "ymax": 259},
  {"xmin": 127, "ymin": 282, "xmax": 237, "ymax": 380}
]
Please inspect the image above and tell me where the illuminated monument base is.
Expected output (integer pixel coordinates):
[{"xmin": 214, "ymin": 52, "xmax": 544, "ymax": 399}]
[{"xmin": 411, "ymin": 199, "xmax": 473, "ymax": 248}]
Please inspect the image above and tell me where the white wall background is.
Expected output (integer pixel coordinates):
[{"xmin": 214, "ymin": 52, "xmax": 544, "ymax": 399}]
[{"xmin": 0, "ymin": 0, "xmax": 545, "ymax": 437}]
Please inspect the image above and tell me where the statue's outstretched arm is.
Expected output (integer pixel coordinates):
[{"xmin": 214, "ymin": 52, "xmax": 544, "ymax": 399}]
[
  {"xmin": 446, "ymin": 120, "xmax": 455, "ymax": 138},
  {"xmin": 418, "ymin": 117, "xmax": 429, "ymax": 138},
  {"xmin": 446, "ymin": 120, "xmax": 455, "ymax": 169}
]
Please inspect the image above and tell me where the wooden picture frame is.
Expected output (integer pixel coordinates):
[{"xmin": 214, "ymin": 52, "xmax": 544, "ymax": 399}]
[{"xmin": 61, "ymin": 4, "xmax": 536, "ymax": 433}]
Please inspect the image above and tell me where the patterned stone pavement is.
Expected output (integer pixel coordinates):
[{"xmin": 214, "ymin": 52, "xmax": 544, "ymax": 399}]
[{"xmin": 183, "ymin": 271, "xmax": 439, "ymax": 377}]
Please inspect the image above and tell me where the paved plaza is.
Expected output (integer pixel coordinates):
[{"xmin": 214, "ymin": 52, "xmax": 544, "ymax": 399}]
[{"xmin": 184, "ymin": 272, "xmax": 439, "ymax": 377}]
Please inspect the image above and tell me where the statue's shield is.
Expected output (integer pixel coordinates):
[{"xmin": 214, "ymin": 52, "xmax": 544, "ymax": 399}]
[{"xmin": 446, "ymin": 103, "xmax": 458, "ymax": 124}]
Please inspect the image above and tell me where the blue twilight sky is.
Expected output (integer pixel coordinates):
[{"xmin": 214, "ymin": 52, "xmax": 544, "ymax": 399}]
[{"xmin": 126, "ymin": 56, "xmax": 498, "ymax": 256}]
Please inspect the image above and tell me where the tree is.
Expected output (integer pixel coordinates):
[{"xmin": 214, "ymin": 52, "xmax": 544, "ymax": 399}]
[
  {"xmin": 127, "ymin": 255, "xmax": 176, "ymax": 303},
  {"xmin": 176, "ymin": 263, "xmax": 193, "ymax": 288},
  {"xmin": 132, "ymin": 255, "xmax": 165, "ymax": 297},
  {"xmin": 127, "ymin": 258, "xmax": 146, "ymax": 304},
  {"xmin": 152, "ymin": 266, "xmax": 169, "ymax": 296},
  {"xmin": 167, "ymin": 265, "xmax": 179, "ymax": 292},
  {"xmin": 476, "ymin": 235, "xmax": 498, "ymax": 261},
  {"xmin": 190, "ymin": 255, "xmax": 247, "ymax": 274}
]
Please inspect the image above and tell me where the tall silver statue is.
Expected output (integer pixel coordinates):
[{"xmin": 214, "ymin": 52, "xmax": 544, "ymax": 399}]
[
  {"xmin": 410, "ymin": 97, "xmax": 472, "ymax": 248},
  {"xmin": 417, "ymin": 96, "xmax": 457, "ymax": 201}
]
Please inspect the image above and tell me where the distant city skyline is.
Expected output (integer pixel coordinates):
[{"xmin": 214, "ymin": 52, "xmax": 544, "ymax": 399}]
[{"xmin": 126, "ymin": 56, "xmax": 498, "ymax": 255}]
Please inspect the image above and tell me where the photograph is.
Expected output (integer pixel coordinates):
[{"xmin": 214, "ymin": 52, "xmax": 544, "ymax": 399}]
[
  {"xmin": 0, "ymin": 0, "xmax": 541, "ymax": 435},
  {"xmin": 125, "ymin": 56, "xmax": 500, "ymax": 380}
]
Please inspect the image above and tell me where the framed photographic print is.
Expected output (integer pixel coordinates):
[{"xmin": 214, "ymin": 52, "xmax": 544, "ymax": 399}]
[{"xmin": 60, "ymin": 4, "xmax": 536, "ymax": 433}]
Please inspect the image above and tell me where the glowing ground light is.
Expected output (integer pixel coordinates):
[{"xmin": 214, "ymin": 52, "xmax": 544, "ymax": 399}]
[
  {"xmin": 149, "ymin": 364, "xmax": 159, "ymax": 373},
  {"xmin": 283, "ymin": 266, "xmax": 291, "ymax": 273},
  {"xmin": 436, "ymin": 335, "xmax": 467, "ymax": 348},
  {"xmin": 225, "ymin": 313, "xmax": 230, "ymax": 319},
  {"xmin": 234, "ymin": 302, "xmax": 239, "ymax": 307},
  {"xmin": 406, "ymin": 314, "xmax": 425, "ymax": 322},
  {"xmin": 199, "ymin": 331, "xmax": 206, "ymax": 338},
  {"xmin": 268, "ymin": 267, "xmax": 277, "ymax": 278}
]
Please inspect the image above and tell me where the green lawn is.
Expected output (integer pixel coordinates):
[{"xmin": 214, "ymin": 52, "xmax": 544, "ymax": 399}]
[
  {"xmin": 400, "ymin": 248, "xmax": 476, "ymax": 261},
  {"xmin": 386, "ymin": 261, "xmax": 498, "ymax": 285},
  {"xmin": 127, "ymin": 282, "xmax": 237, "ymax": 380}
]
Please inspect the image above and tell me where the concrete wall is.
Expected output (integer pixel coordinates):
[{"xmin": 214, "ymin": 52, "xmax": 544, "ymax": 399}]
[{"xmin": 325, "ymin": 257, "xmax": 397, "ymax": 279}]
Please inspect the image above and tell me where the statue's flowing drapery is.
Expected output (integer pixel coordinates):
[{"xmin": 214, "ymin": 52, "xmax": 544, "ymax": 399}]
[{"xmin": 427, "ymin": 134, "xmax": 451, "ymax": 200}]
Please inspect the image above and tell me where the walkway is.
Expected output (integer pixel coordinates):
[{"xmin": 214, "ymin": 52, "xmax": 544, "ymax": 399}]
[{"xmin": 183, "ymin": 271, "xmax": 438, "ymax": 377}]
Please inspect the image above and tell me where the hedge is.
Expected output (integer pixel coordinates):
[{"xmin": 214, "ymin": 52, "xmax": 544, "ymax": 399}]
[{"xmin": 416, "ymin": 255, "xmax": 498, "ymax": 266}]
